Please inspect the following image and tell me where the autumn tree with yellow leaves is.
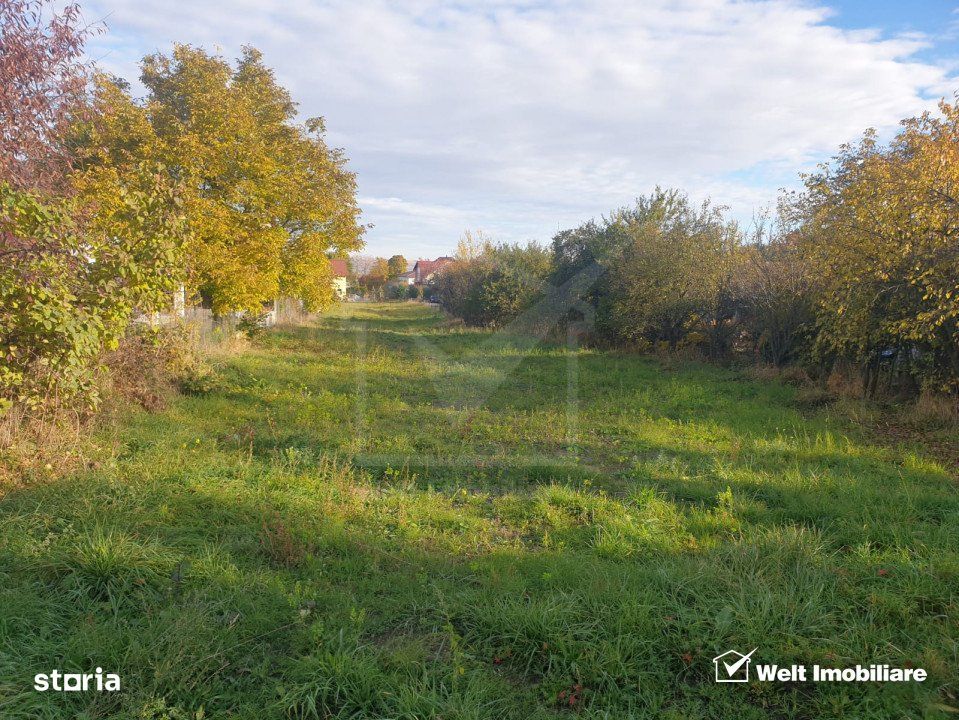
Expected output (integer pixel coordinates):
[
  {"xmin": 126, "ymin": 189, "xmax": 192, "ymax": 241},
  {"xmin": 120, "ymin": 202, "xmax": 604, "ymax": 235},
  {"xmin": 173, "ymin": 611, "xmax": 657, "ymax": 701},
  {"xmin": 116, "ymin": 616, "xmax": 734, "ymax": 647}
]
[
  {"xmin": 792, "ymin": 98, "xmax": 959, "ymax": 393},
  {"xmin": 81, "ymin": 45, "xmax": 364, "ymax": 315},
  {"xmin": 3, "ymin": 0, "xmax": 364, "ymax": 411},
  {"xmin": 132, "ymin": 45, "xmax": 364, "ymax": 313}
]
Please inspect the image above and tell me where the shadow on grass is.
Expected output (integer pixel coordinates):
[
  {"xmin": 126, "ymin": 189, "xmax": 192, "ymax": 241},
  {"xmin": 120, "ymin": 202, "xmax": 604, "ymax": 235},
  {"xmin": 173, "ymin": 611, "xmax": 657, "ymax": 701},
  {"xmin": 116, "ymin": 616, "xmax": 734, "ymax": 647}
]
[
  {"xmin": 1, "ymin": 458, "xmax": 955, "ymax": 719},
  {"xmin": 3, "ymin": 304, "xmax": 956, "ymax": 718}
]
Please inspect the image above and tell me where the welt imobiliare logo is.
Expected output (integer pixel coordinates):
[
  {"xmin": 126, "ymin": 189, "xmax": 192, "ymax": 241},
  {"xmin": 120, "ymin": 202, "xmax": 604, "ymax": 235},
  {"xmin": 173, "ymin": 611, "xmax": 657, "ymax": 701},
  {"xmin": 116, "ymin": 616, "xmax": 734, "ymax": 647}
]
[{"xmin": 713, "ymin": 649, "xmax": 928, "ymax": 684}]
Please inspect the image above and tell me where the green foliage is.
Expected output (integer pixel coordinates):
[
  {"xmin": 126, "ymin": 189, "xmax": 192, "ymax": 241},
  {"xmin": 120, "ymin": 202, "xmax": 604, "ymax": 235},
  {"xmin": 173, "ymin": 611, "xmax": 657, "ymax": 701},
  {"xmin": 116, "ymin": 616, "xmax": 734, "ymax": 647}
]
[
  {"xmin": 550, "ymin": 188, "xmax": 741, "ymax": 354},
  {"xmin": 176, "ymin": 364, "xmax": 223, "ymax": 396},
  {"xmin": 736, "ymin": 234, "xmax": 816, "ymax": 367},
  {"xmin": 605, "ymin": 190, "xmax": 738, "ymax": 351},
  {"xmin": 544, "ymin": 141, "xmax": 957, "ymax": 393},
  {"xmin": 433, "ymin": 241, "xmax": 551, "ymax": 326},
  {"xmin": 0, "ymin": 1, "xmax": 185, "ymax": 413},
  {"xmin": 236, "ymin": 311, "xmax": 271, "ymax": 339},
  {"xmin": 384, "ymin": 282, "xmax": 410, "ymax": 300},
  {"xmin": 0, "ymin": 176, "xmax": 185, "ymax": 409}
]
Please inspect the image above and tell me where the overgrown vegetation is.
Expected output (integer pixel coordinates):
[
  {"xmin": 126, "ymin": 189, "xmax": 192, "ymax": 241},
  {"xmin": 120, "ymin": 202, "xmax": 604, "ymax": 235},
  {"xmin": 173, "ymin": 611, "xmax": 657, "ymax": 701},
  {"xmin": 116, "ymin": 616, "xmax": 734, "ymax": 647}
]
[
  {"xmin": 434, "ymin": 104, "xmax": 959, "ymax": 405},
  {"xmin": 793, "ymin": 105, "xmax": 959, "ymax": 395},
  {"xmin": 2, "ymin": 2, "xmax": 957, "ymax": 716},
  {"xmin": 1, "ymin": 0, "xmax": 363, "ymax": 415},
  {"xmin": 432, "ymin": 239, "xmax": 551, "ymax": 327},
  {"xmin": 1, "ymin": 304, "xmax": 955, "ymax": 718}
]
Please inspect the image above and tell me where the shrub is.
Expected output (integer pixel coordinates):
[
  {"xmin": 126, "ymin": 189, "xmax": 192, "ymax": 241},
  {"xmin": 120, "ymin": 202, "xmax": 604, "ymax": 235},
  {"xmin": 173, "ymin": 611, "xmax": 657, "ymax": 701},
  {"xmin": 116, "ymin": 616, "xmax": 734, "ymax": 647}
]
[
  {"xmin": 103, "ymin": 323, "xmax": 218, "ymax": 408},
  {"xmin": 0, "ymin": 178, "xmax": 185, "ymax": 411},
  {"xmin": 432, "ymin": 241, "xmax": 550, "ymax": 327},
  {"xmin": 237, "ymin": 311, "xmax": 271, "ymax": 338},
  {"xmin": 551, "ymin": 188, "xmax": 739, "ymax": 353},
  {"xmin": 911, "ymin": 390, "xmax": 959, "ymax": 427},
  {"xmin": 736, "ymin": 237, "xmax": 815, "ymax": 367},
  {"xmin": 385, "ymin": 283, "xmax": 409, "ymax": 300}
]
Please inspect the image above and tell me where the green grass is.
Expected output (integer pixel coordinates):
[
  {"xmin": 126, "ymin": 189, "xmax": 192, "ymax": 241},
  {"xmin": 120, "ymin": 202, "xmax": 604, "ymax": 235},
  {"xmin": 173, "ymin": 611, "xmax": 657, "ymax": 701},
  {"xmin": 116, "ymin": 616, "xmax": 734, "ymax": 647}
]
[{"xmin": 1, "ymin": 302, "xmax": 957, "ymax": 719}]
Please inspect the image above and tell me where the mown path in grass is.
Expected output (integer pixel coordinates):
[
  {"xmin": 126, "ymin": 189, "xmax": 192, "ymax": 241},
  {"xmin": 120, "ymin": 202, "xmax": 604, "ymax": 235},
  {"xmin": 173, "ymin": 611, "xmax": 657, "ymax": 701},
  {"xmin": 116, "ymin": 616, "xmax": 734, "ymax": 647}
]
[{"xmin": 1, "ymin": 302, "xmax": 957, "ymax": 719}]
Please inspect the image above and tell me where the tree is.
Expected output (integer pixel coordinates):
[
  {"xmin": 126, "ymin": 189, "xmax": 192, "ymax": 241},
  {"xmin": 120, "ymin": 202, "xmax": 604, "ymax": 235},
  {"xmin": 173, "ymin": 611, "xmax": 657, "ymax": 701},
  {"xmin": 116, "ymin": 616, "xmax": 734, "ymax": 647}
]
[
  {"xmin": 553, "ymin": 189, "xmax": 737, "ymax": 350},
  {"xmin": 1, "ymin": 1, "xmax": 185, "ymax": 409},
  {"xmin": 277, "ymin": 113, "xmax": 364, "ymax": 311},
  {"xmin": 455, "ymin": 230, "xmax": 494, "ymax": 261},
  {"xmin": 736, "ymin": 229, "xmax": 814, "ymax": 367},
  {"xmin": 2, "ymin": 18, "xmax": 364, "ymax": 410},
  {"xmin": 386, "ymin": 255, "xmax": 408, "ymax": 278},
  {"xmin": 358, "ymin": 258, "xmax": 389, "ymax": 298},
  {"xmin": 0, "ymin": 0, "xmax": 94, "ymax": 191},
  {"xmin": 432, "ymin": 240, "xmax": 551, "ymax": 327},
  {"xmin": 135, "ymin": 45, "xmax": 364, "ymax": 313},
  {"xmin": 792, "ymin": 99, "xmax": 959, "ymax": 392}
]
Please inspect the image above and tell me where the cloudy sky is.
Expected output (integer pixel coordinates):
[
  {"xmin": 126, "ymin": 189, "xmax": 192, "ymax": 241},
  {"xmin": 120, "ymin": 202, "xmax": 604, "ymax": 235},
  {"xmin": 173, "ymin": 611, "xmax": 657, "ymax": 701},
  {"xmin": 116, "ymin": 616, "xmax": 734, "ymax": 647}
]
[{"xmin": 78, "ymin": 0, "xmax": 959, "ymax": 258}]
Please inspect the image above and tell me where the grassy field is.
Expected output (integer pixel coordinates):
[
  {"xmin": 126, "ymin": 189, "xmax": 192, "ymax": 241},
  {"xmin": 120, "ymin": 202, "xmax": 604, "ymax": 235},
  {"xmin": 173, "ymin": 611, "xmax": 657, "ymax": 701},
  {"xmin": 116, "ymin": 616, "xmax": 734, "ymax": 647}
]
[{"xmin": 1, "ymin": 302, "xmax": 957, "ymax": 719}]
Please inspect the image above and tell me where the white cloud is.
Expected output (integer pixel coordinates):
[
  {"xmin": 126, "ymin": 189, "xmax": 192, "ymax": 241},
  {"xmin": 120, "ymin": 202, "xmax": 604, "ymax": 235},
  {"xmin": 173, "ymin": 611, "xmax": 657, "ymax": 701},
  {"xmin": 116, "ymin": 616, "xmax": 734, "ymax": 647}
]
[{"xmin": 79, "ymin": 0, "xmax": 957, "ymax": 255}]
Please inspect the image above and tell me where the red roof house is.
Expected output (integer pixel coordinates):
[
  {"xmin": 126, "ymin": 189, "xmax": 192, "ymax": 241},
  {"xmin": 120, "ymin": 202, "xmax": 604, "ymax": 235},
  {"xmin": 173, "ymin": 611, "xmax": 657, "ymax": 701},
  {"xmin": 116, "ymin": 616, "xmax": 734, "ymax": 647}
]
[
  {"xmin": 330, "ymin": 259, "xmax": 349, "ymax": 277},
  {"xmin": 330, "ymin": 258, "xmax": 349, "ymax": 299},
  {"xmin": 412, "ymin": 256, "xmax": 454, "ymax": 285}
]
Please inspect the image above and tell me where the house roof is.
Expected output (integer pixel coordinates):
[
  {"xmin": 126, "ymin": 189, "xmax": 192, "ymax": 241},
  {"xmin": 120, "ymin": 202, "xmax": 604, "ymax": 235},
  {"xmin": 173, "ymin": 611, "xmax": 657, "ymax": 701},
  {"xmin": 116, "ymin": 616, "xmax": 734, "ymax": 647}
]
[
  {"xmin": 330, "ymin": 259, "xmax": 349, "ymax": 277},
  {"xmin": 413, "ymin": 256, "xmax": 454, "ymax": 276}
]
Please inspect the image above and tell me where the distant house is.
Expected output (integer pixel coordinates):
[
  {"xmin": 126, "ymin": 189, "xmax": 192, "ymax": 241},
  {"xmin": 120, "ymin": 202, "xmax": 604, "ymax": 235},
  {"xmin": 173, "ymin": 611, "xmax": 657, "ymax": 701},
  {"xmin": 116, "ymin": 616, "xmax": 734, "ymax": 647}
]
[
  {"xmin": 412, "ymin": 256, "xmax": 454, "ymax": 285},
  {"xmin": 386, "ymin": 269, "xmax": 415, "ymax": 290},
  {"xmin": 330, "ymin": 258, "xmax": 349, "ymax": 299}
]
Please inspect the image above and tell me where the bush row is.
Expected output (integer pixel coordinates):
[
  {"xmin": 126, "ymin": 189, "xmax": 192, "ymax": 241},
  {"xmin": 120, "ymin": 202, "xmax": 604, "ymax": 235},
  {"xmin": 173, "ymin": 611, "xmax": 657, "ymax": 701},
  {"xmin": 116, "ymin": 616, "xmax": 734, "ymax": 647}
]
[{"xmin": 433, "ymin": 100, "xmax": 959, "ymax": 396}]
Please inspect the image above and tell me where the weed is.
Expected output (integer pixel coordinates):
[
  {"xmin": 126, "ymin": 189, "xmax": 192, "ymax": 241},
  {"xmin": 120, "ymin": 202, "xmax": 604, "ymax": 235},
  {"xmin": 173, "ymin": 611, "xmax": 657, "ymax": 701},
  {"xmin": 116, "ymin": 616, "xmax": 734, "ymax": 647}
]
[{"xmin": 259, "ymin": 510, "xmax": 309, "ymax": 568}]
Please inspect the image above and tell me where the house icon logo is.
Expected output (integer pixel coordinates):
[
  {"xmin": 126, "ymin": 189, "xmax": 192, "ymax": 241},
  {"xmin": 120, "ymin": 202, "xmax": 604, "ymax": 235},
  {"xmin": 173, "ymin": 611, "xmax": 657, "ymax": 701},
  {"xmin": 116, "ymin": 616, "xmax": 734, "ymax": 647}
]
[{"xmin": 713, "ymin": 648, "xmax": 757, "ymax": 682}]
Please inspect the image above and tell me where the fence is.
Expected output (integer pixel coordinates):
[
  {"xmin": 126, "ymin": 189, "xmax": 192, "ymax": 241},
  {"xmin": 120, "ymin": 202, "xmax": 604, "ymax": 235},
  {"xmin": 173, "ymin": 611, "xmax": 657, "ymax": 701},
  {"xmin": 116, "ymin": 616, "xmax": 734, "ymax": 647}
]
[{"xmin": 135, "ymin": 287, "xmax": 315, "ymax": 345}]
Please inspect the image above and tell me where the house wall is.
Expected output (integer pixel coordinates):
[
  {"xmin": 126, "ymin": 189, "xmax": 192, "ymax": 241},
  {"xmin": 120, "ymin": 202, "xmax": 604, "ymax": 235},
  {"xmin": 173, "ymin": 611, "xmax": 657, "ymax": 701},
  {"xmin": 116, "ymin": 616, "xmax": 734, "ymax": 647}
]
[{"xmin": 332, "ymin": 276, "xmax": 348, "ymax": 299}]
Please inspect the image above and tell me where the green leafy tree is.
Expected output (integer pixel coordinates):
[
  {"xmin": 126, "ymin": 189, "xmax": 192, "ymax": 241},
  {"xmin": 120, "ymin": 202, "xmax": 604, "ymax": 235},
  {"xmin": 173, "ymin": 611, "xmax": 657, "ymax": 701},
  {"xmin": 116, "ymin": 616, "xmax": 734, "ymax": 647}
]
[
  {"xmin": 386, "ymin": 255, "xmax": 408, "ymax": 278},
  {"xmin": 433, "ymin": 240, "xmax": 551, "ymax": 327},
  {"xmin": 1, "ymin": 169, "xmax": 186, "ymax": 408},
  {"xmin": 552, "ymin": 189, "xmax": 737, "ymax": 351}
]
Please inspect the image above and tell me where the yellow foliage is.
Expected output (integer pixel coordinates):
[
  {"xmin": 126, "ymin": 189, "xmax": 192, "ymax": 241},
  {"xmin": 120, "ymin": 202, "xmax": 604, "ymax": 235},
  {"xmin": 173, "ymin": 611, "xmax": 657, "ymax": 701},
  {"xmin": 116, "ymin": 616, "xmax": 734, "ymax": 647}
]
[
  {"xmin": 88, "ymin": 46, "xmax": 364, "ymax": 314},
  {"xmin": 794, "ymin": 97, "xmax": 959, "ymax": 389}
]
